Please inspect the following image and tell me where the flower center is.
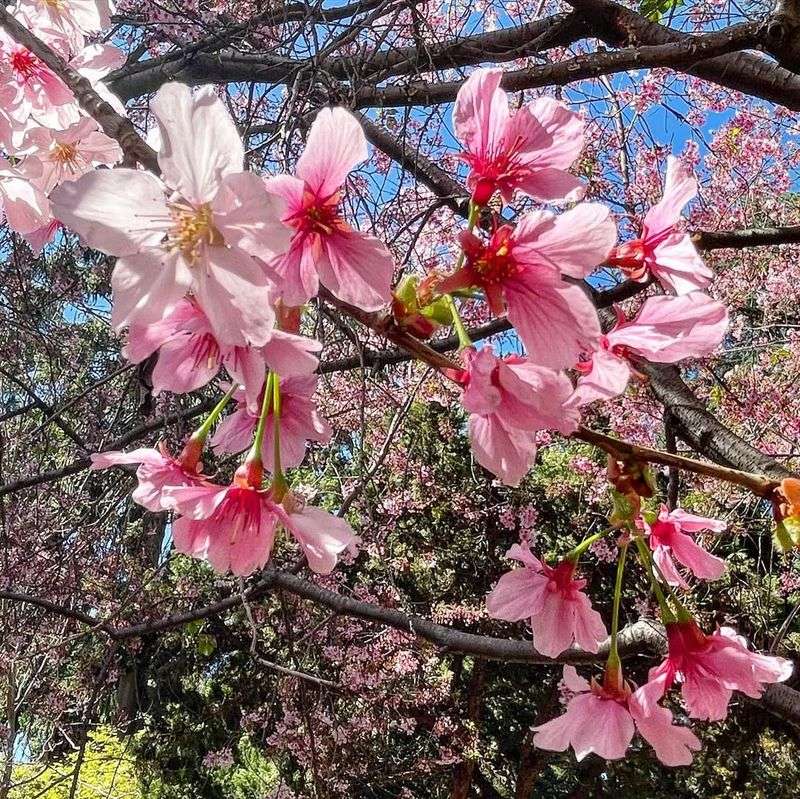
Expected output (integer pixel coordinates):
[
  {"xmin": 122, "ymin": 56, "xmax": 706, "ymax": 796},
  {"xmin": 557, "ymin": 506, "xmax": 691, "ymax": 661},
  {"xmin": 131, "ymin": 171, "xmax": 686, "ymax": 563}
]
[
  {"xmin": 43, "ymin": 0, "xmax": 65, "ymax": 8},
  {"xmin": 51, "ymin": 142, "xmax": 80, "ymax": 169},
  {"xmin": 10, "ymin": 49, "xmax": 43, "ymax": 80},
  {"xmin": 290, "ymin": 189, "xmax": 343, "ymax": 236},
  {"xmin": 468, "ymin": 238, "xmax": 519, "ymax": 286},
  {"xmin": 168, "ymin": 203, "xmax": 223, "ymax": 263}
]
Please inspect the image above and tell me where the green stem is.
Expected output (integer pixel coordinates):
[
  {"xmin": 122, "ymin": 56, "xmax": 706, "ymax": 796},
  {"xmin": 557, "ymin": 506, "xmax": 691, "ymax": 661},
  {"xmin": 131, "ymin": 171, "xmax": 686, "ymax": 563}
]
[
  {"xmin": 445, "ymin": 294, "xmax": 473, "ymax": 350},
  {"xmin": 633, "ymin": 535, "xmax": 676, "ymax": 623},
  {"xmin": 270, "ymin": 372, "xmax": 289, "ymax": 496},
  {"xmin": 248, "ymin": 371, "xmax": 274, "ymax": 466},
  {"xmin": 194, "ymin": 384, "xmax": 238, "ymax": 441},
  {"xmin": 565, "ymin": 529, "xmax": 612, "ymax": 562},
  {"xmin": 607, "ymin": 542, "xmax": 629, "ymax": 669}
]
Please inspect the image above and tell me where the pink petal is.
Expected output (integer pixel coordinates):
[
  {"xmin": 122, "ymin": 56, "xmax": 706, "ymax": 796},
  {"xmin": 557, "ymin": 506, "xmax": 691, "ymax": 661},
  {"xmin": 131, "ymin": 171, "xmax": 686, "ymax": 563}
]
[
  {"xmin": 643, "ymin": 155, "xmax": 697, "ymax": 240},
  {"xmin": 151, "ymin": 335, "xmax": 220, "ymax": 396},
  {"xmin": 468, "ymin": 414, "xmax": 538, "ymax": 486},
  {"xmin": 571, "ymin": 591, "xmax": 608, "ymax": 653},
  {"xmin": 212, "ymin": 171, "xmax": 290, "ymax": 260},
  {"xmin": 513, "ymin": 204, "xmax": 616, "ymax": 280},
  {"xmin": 668, "ymin": 531, "xmax": 726, "ymax": 582},
  {"xmin": 90, "ymin": 448, "xmax": 164, "ymax": 469},
  {"xmin": 453, "ymin": 68, "xmax": 509, "ymax": 161},
  {"xmin": 111, "ymin": 251, "xmax": 193, "ymax": 330},
  {"xmin": 281, "ymin": 505, "xmax": 358, "ymax": 575},
  {"xmin": 530, "ymin": 589, "xmax": 576, "ymax": 658},
  {"xmin": 296, "ymin": 107, "xmax": 368, "ymax": 198},
  {"xmin": 262, "ymin": 330, "xmax": 321, "ymax": 377},
  {"xmin": 629, "ymin": 685, "xmax": 701, "ymax": 767},
  {"xmin": 505, "ymin": 277, "xmax": 601, "ymax": 371},
  {"xmin": 651, "ymin": 233, "xmax": 713, "ymax": 295},
  {"xmin": 275, "ymin": 233, "xmax": 322, "ymax": 307},
  {"xmin": 532, "ymin": 694, "xmax": 590, "ymax": 753},
  {"xmin": 486, "ymin": 568, "xmax": 548, "ymax": 621},
  {"xmin": 193, "ymin": 245, "xmax": 275, "ymax": 347},
  {"xmin": 521, "ymin": 96, "xmax": 584, "ymax": 171},
  {"xmin": 567, "ymin": 349, "xmax": 631, "ymax": 408},
  {"xmin": 571, "ymin": 694, "xmax": 635, "ymax": 761},
  {"xmin": 319, "ymin": 230, "xmax": 394, "ymax": 311},
  {"xmin": 151, "ymin": 84, "xmax": 244, "ymax": 205},
  {"xmin": 505, "ymin": 543, "xmax": 544, "ymax": 571},
  {"xmin": 562, "ymin": 665, "xmax": 591, "ymax": 693},
  {"xmin": 610, "ymin": 292, "xmax": 727, "ymax": 361},
  {"xmin": 50, "ymin": 169, "xmax": 170, "ymax": 256}
]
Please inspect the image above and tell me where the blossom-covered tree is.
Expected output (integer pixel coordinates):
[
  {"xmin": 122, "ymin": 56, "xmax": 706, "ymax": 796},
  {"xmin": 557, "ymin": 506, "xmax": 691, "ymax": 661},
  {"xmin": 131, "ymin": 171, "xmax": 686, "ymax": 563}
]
[{"xmin": 2, "ymin": 0, "xmax": 800, "ymax": 797}]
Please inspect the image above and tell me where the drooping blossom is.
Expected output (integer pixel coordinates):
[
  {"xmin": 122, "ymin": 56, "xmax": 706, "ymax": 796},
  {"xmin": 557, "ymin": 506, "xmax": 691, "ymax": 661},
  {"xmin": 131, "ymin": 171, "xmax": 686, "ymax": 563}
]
[
  {"xmin": 124, "ymin": 299, "xmax": 320, "ymax": 411},
  {"xmin": 210, "ymin": 375, "xmax": 332, "ymax": 472},
  {"xmin": 0, "ymin": 156, "xmax": 50, "ymax": 234},
  {"xmin": 453, "ymin": 67, "xmax": 585, "ymax": 205},
  {"xmin": 23, "ymin": 117, "xmax": 122, "ymax": 194},
  {"xmin": 486, "ymin": 544, "xmax": 606, "ymax": 657},
  {"xmin": 568, "ymin": 292, "xmax": 728, "ymax": 407},
  {"xmin": 164, "ymin": 479, "xmax": 357, "ymax": 576},
  {"xmin": 645, "ymin": 620, "xmax": 793, "ymax": 721},
  {"xmin": 266, "ymin": 107, "xmax": 394, "ymax": 310},
  {"xmin": 608, "ymin": 156, "xmax": 712, "ymax": 295},
  {"xmin": 533, "ymin": 666, "xmax": 701, "ymax": 766},
  {"xmin": 17, "ymin": 0, "xmax": 114, "ymax": 52},
  {"xmin": 90, "ymin": 440, "xmax": 203, "ymax": 512},
  {"xmin": 458, "ymin": 346, "xmax": 579, "ymax": 486},
  {"xmin": 51, "ymin": 82, "xmax": 289, "ymax": 346},
  {"xmin": 438, "ymin": 205, "xmax": 616, "ymax": 369},
  {"xmin": 646, "ymin": 504, "xmax": 727, "ymax": 588}
]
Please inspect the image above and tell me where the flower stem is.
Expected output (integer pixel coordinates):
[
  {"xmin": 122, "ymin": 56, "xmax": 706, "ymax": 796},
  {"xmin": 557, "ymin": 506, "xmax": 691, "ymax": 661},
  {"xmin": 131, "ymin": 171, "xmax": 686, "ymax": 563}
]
[
  {"xmin": 445, "ymin": 294, "xmax": 473, "ymax": 350},
  {"xmin": 566, "ymin": 528, "xmax": 612, "ymax": 562},
  {"xmin": 194, "ymin": 384, "xmax": 238, "ymax": 442},
  {"xmin": 632, "ymin": 534, "xmax": 676, "ymax": 623},
  {"xmin": 269, "ymin": 372, "xmax": 289, "ymax": 498},
  {"xmin": 607, "ymin": 541, "xmax": 629, "ymax": 670},
  {"xmin": 248, "ymin": 372, "xmax": 274, "ymax": 467}
]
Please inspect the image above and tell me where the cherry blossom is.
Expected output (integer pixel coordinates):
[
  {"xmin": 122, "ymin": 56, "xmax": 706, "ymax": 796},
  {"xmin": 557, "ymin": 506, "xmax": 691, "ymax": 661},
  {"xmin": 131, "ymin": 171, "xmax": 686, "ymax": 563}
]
[
  {"xmin": 608, "ymin": 156, "xmax": 712, "ymax": 295},
  {"xmin": 164, "ymin": 480, "xmax": 357, "ymax": 576},
  {"xmin": 645, "ymin": 620, "xmax": 793, "ymax": 721},
  {"xmin": 458, "ymin": 346, "xmax": 579, "ymax": 486},
  {"xmin": 532, "ymin": 666, "xmax": 701, "ymax": 766},
  {"xmin": 569, "ymin": 292, "xmax": 728, "ymax": 407},
  {"xmin": 439, "ymin": 205, "xmax": 615, "ymax": 369},
  {"xmin": 0, "ymin": 155, "xmax": 50, "ymax": 234},
  {"xmin": 486, "ymin": 544, "xmax": 606, "ymax": 657},
  {"xmin": 23, "ymin": 117, "xmax": 122, "ymax": 194},
  {"xmin": 90, "ymin": 441, "xmax": 204, "ymax": 513},
  {"xmin": 210, "ymin": 375, "xmax": 332, "ymax": 472},
  {"xmin": 51, "ymin": 82, "xmax": 290, "ymax": 346},
  {"xmin": 17, "ymin": 0, "xmax": 114, "ymax": 52},
  {"xmin": 453, "ymin": 67, "xmax": 585, "ymax": 205},
  {"xmin": 266, "ymin": 107, "xmax": 395, "ymax": 311},
  {"xmin": 646, "ymin": 504, "xmax": 727, "ymax": 588}
]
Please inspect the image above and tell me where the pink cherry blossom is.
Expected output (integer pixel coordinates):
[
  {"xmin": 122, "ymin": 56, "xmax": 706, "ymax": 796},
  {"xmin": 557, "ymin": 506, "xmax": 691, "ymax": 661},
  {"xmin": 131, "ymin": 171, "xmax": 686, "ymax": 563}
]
[
  {"xmin": 0, "ymin": 155, "xmax": 50, "ymax": 234},
  {"xmin": 17, "ymin": 0, "xmax": 114, "ymax": 52},
  {"xmin": 90, "ymin": 441, "xmax": 203, "ymax": 512},
  {"xmin": 453, "ymin": 67, "xmax": 585, "ymax": 205},
  {"xmin": 164, "ymin": 482, "xmax": 357, "ymax": 576},
  {"xmin": 532, "ymin": 666, "xmax": 701, "ymax": 766},
  {"xmin": 51, "ymin": 82, "xmax": 290, "ymax": 346},
  {"xmin": 267, "ymin": 107, "xmax": 394, "ymax": 311},
  {"xmin": 569, "ymin": 292, "xmax": 728, "ymax": 407},
  {"xmin": 439, "ymin": 205, "xmax": 615, "ymax": 369},
  {"xmin": 0, "ymin": 32, "xmax": 74, "ymax": 129},
  {"xmin": 23, "ymin": 117, "xmax": 122, "ymax": 194},
  {"xmin": 458, "ymin": 346, "xmax": 579, "ymax": 486},
  {"xmin": 647, "ymin": 504, "xmax": 727, "ymax": 588},
  {"xmin": 608, "ymin": 156, "xmax": 712, "ymax": 295},
  {"xmin": 210, "ymin": 375, "xmax": 332, "ymax": 472},
  {"xmin": 125, "ymin": 299, "xmax": 322, "ymax": 410},
  {"xmin": 646, "ymin": 620, "xmax": 793, "ymax": 721},
  {"xmin": 486, "ymin": 544, "xmax": 606, "ymax": 657}
]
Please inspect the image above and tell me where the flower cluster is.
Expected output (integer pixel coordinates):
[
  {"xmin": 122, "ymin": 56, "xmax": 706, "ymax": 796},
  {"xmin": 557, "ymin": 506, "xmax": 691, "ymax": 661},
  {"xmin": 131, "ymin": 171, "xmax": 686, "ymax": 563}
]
[{"xmin": 6, "ymin": 0, "xmax": 793, "ymax": 773}]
